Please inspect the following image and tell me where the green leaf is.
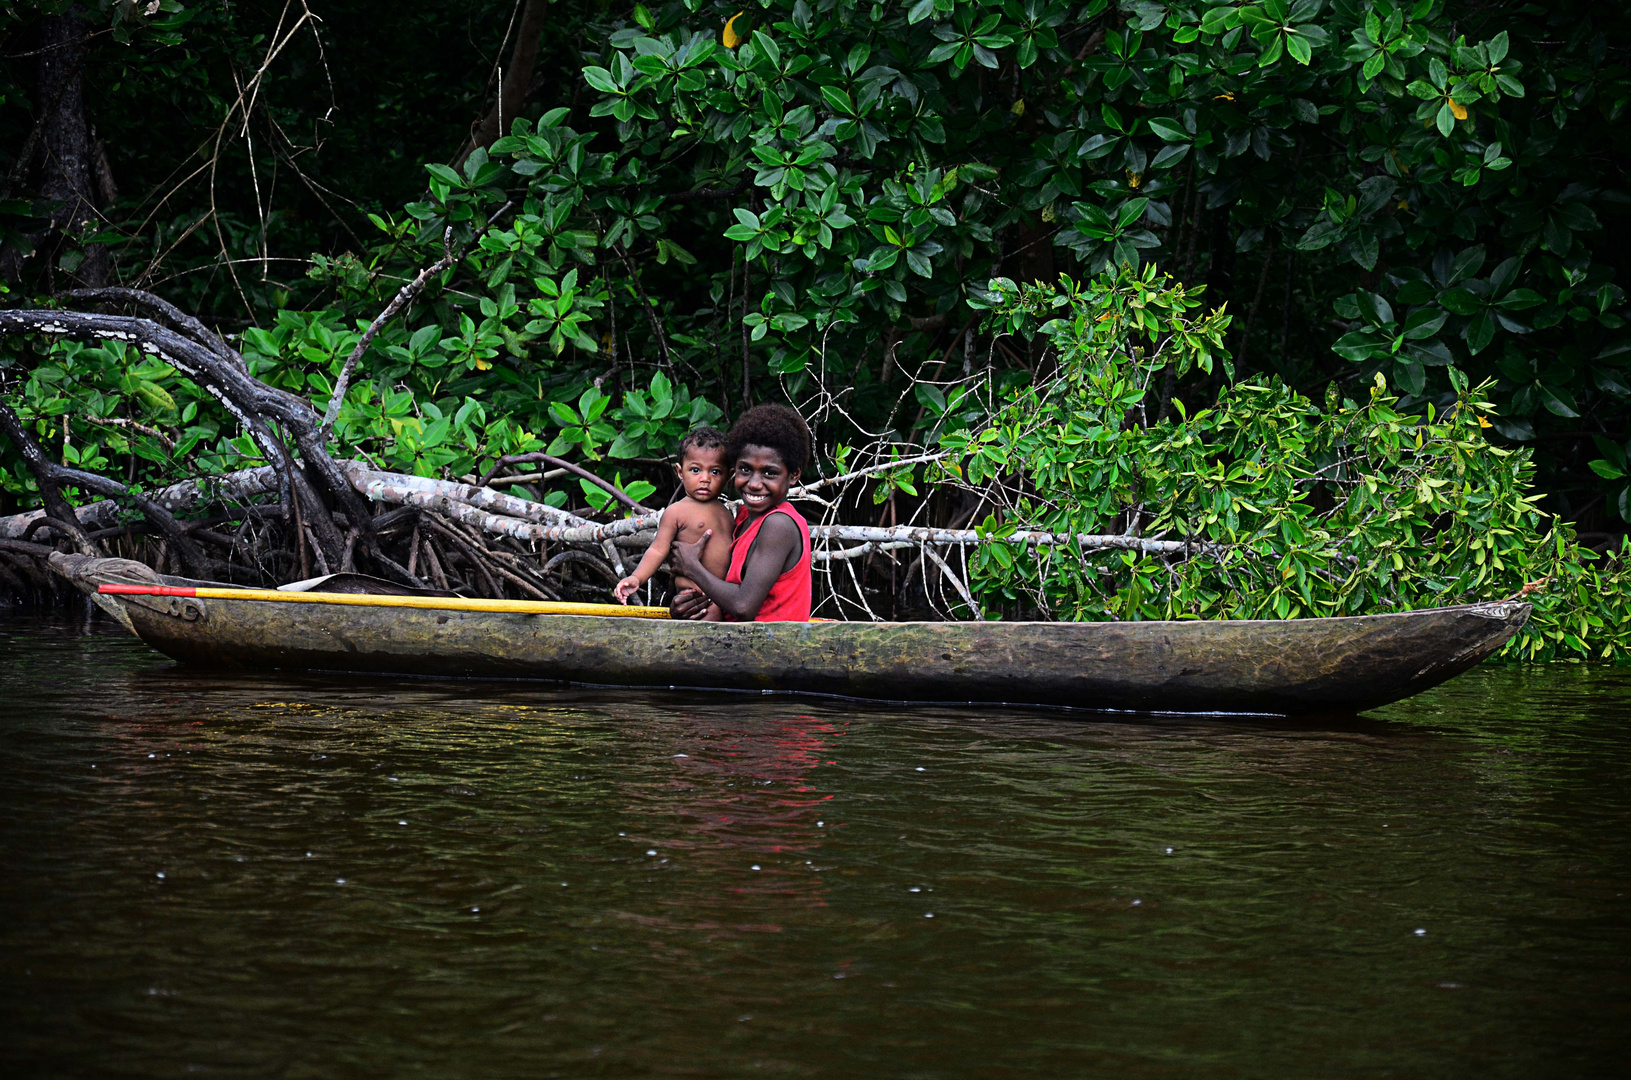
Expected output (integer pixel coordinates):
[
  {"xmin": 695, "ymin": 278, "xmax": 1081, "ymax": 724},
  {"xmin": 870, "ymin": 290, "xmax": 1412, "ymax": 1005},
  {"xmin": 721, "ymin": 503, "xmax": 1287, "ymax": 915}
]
[
  {"xmin": 583, "ymin": 66, "xmax": 620, "ymax": 93},
  {"xmin": 580, "ymin": 479, "xmax": 613, "ymax": 511},
  {"xmin": 914, "ymin": 382, "xmax": 948, "ymax": 414},
  {"xmin": 1435, "ymin": 102, "xmax": 1456, "ymax": 137},
  {"xmin": 134, "ymin": 380, "xmax": 177, "ymax": 413},
  {"xmin": 1147, "ymin": 118, "xmax": 1189, "ymax": 142},
  {"xmin": 821, "ymin": 86, "xmax": 854, "ymax": 115},
  {"xmin": 1401, "ymin": 308, "xmax": 1447, "ymax": 340},
  {"xmin": 1541, "ymin": 385, "xmax": 1579, "ymax": 418},
  {"xmin": 1465, "ymin": 310, "xmax": 1497, "ymax": 354},
  {"xmin": 423, "ymin": 163, "xmax": 465, "ymax": 188},
  {"xmin": 1297, "ymin": 220, "xmax": 1345, "ymax": 251}
]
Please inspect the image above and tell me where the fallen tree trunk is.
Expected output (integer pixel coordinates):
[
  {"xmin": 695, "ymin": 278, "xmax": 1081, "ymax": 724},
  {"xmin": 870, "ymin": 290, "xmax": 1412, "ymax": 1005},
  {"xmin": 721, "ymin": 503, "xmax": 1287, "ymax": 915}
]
[
  {"xmin": 2, "ymin": 458, "xmax": 1205, "ymax": 559},
  {"xmin": 0, "ymin": 465, "xmax": 281, "ymax": 538}
]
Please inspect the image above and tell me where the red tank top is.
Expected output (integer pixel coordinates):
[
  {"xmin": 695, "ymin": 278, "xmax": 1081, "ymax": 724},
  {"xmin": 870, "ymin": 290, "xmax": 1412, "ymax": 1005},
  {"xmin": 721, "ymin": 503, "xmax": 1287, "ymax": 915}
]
[{"xmin": 725, "ymin": 502, "xmax": 812, "ymax": 622}]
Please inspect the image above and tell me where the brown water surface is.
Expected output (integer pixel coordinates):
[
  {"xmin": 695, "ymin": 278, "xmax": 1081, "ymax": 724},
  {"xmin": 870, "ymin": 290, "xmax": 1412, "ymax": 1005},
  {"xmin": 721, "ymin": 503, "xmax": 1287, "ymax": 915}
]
[{"xmin": 1, "ymin": 610, "xmax": 1628, "ymax": 1077}]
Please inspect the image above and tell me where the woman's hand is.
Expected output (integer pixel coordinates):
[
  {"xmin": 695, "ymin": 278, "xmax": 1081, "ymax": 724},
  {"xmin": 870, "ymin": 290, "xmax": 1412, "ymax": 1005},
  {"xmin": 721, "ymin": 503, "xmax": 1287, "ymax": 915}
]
[
  {"xmin": 613, "ymin": 575, "xmax": 640, "ymax": 604},
  {"xmin": 670, "ymin": 588, "xmax": 712, "ymax": 620},
  {"xmin": 668, "ymin": 532, "xmax": 718, "ymax": 620},
  {"xmin": 671, "ymin": 530, "xmax": 710, "ymax": 582}
]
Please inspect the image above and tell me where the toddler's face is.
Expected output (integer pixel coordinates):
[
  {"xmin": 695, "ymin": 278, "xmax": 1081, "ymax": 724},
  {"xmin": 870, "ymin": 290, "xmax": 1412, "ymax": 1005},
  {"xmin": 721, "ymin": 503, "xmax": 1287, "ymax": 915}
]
[{"xmin": 677, "ymin": 447, "xmax": 727, "ymax": 502}]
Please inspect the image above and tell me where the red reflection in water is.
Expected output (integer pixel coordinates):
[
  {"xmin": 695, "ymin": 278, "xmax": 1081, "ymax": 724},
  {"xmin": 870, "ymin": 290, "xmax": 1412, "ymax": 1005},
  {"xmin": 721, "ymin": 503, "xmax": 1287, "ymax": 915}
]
[{"xmin": 631, "ymin": 714, "xmax": 845, "ymax": 925}]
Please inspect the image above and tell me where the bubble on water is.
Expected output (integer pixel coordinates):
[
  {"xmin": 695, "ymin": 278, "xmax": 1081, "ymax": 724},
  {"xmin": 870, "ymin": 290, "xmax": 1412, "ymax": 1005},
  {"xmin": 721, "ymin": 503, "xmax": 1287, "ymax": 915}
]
[
  {"xmin": 561, "ymin": 882, "xmax": 568, "ymax": 887},
  {"xmin": 155, "ymin": 872, "xmax": 165, "ymax": 879},
  {"xmin": 915, "ymin": 767, "xmax": 925, "ymax": 772},
  {"xmin": 751, "ymin": 865, "xmax": 761, "ymax": 871},
  {"xmin": 471, "ymin": 907, "xmax": 480, "ymax": 913},
  {"xmin": 398, "ymin": 820, "xmax": 408, "ymax": 826},
  {"xmin": 148, "ymin": 754, "xmax": 156, "ymax": 759},
  {"xmin": 1414, "ymin": 928, "xmax": 1427, "ymax": 936},
  {"xmin": 646, "ymin": 849, "xmax": 657, "ymax": 856},
  {"xmin": 673, "ymin": 753, "xmax": 689, "ymax": 758},
  {"xmin": 909, "ymin": 887, "xmax": 921, "ymax": 893},
  {"xmin": 336, "ymin": 878, "xmax": 347, "ymax": 885},
  {"xmin": 306, "ymin": 852, "xmax": 313, "ymax": 857},
  {"xmin": 1166, "ymin": 847, "xmax": 1174, "ymax": 854},
  {"xmin": 925, "ymin": 913, "xmax": 935, "ymax": 918},
  {"xmin": 1132, "ymin": 899, "xmax": 1142, "ymax": 906},
  {"xmin": 816, "ymin": 821, "xmax": 824, "ymax": 827}
]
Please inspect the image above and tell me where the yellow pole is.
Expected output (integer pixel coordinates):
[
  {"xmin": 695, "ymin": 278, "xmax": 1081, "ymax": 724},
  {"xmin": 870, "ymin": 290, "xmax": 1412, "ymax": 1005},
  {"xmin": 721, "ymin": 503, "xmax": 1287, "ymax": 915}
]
[{"xmin": 100, "ymin": 584, "xmax": 670, "ymax": 619}]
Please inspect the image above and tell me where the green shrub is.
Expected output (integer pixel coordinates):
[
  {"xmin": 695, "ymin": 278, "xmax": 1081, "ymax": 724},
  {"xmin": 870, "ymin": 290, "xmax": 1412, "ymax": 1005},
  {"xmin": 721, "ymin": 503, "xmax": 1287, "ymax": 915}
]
[{"xmin": 943, "ymin": 267, "xmax": 1629, "ymax": 659}]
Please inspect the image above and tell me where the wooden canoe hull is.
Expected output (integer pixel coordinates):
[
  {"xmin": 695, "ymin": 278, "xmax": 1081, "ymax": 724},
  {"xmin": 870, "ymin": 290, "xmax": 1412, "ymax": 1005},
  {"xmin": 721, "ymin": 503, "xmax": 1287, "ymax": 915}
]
[{"xmin": 54, "ymin": 555, "xmax": 1530, "ymax": 716}]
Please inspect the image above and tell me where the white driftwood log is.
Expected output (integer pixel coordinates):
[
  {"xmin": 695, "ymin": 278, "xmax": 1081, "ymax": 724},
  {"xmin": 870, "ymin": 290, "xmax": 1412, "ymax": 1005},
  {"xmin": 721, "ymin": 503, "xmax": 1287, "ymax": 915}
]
[
  {"xmin": 1, "ymin": 458, "xmax": 1203, "ymax": 560},
  {"xmin": 340, "ymin": 462, "xmax": 593, "ymax": 528},
  {"xmin": 0, "ymin": 465, "xmax": 282, "ymax": 538}
]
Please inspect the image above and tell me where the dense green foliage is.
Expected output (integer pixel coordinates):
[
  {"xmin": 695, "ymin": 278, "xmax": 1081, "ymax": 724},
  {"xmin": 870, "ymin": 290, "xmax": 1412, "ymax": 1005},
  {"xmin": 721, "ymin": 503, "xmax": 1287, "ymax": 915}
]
[
  {"xmin": 2, "ymin": 1, "xmax": 1627, "ymax": 498},
  {"xmin": 945, "ymin": 269, "xmax": 1627, "ymax": 657},
  {"xmin": 0, "ymin": 0, "xmax": 1626, "ymax": 647}
]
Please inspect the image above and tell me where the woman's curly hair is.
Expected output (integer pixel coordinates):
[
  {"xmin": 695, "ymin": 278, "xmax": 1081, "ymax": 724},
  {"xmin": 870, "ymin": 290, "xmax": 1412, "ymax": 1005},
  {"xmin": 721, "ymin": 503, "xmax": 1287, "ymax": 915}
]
[{"xmin": 725, "ymin": 404, "xmax": 812, "ymax": 475}]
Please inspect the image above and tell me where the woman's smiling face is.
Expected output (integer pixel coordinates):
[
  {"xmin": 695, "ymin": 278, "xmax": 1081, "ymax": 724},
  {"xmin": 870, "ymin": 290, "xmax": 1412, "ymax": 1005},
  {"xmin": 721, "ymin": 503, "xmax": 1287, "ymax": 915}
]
[{"xmin": 733, "ymin": 443, "xmax": 799, "ymax": 516}]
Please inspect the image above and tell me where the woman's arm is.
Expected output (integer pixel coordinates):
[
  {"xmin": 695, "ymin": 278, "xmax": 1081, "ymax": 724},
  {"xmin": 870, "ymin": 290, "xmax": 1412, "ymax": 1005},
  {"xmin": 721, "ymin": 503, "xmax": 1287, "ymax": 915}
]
[
  {"xmin": 614, "ymin": 508, "xmax": 679, "ymax": 603},
  {"xmin": 671, "ymin": 514, "xmax": 801, "ymax": 621}
]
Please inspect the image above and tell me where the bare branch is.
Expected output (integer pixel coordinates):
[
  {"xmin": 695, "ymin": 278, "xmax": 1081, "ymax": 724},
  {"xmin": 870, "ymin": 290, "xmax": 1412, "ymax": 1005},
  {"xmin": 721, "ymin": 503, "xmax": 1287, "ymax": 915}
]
[
  {"xmin": 321, "ymin": 205, "xmax": 510, "ymax": 440},
  {"xmin": 60, "ymin": 286, "xmax": 241, "ymax": 368},
  {"xmin": 474, "ymin": 452, "xmax": 653, "ymax": 513}
]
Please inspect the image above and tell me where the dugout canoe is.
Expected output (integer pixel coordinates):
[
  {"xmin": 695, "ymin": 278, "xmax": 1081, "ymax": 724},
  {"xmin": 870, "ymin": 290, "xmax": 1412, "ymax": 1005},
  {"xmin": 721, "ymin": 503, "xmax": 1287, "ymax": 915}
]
[{"xmin": 51, "ymin": 553, "xmax": 1531, "ymax": 716}]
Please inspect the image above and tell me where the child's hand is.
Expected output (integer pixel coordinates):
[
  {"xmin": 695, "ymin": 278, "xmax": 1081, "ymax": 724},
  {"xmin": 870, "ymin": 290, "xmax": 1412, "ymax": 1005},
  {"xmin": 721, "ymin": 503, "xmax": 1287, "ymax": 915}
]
[{"xmin": 613, "ymin": 575, "xmax": 641, "ymax": 603}]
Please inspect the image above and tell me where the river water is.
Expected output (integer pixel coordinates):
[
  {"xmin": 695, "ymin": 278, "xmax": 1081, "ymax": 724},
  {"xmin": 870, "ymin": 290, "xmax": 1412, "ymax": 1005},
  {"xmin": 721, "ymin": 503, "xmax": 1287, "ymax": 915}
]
[{"xmin": 1, "ymin": 611, "xmax": 1628, "ymax": 1078}]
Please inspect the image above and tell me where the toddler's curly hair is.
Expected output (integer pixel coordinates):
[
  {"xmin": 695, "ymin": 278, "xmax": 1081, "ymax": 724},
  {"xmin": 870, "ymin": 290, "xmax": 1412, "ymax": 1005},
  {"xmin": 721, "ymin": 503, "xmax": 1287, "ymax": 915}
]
[
  {"xmin": 725, "ymin": 404, "xmax": 812, "ymax": 475},
  {"xmin": 677, "ymin": 425, "xmax": 727, "ymax": 460}
]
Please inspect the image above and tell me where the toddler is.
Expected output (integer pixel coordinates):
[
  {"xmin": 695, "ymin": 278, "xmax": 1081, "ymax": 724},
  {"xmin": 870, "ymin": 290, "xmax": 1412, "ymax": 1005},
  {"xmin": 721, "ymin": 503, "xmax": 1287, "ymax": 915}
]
[{"xmin": 614, "ymin": 426, "xmax": 735, "ymax": 613}]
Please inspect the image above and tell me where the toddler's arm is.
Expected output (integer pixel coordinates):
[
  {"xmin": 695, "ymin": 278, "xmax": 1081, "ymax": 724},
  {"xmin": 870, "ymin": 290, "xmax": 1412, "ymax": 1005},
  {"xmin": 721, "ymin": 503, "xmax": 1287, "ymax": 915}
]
[{"xmin": 614, "ymin": 507, "xmax": 679, "ymax": 603}]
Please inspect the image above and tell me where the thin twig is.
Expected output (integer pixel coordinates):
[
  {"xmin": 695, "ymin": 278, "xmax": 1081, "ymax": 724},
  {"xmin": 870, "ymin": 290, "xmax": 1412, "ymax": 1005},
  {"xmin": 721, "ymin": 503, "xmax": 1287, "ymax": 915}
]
[{"xmin": 320, "ymin": 200, "xmax": 512, "ymax": 440}]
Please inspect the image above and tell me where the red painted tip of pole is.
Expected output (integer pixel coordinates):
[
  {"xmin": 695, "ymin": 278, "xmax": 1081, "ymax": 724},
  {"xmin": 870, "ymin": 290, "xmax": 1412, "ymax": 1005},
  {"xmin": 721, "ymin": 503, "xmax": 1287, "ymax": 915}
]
[{"xmin": 97, "ymin": 584, "xmax": 198, "ymax": 597}]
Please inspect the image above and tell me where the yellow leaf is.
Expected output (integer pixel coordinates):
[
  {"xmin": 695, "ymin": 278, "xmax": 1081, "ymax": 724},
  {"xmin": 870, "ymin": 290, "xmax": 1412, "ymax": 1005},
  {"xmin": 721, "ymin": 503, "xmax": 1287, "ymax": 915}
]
[
  {"xmin": 1126, "ymin": 170, "xmax": 1141, "ymax": 189},
  {"xmin": 1010, "ymin": 98, "xmax": 1026, "ymax": 117},
  {"xmin": 1477, "ymin": 414, "xmax": 1492, "ymax": 428},
  {"xmin": 1448, "ymin": 97, "xmax": 1468, "ymax": 120},
  {"xmin": 722, "ymin": 10, "xmax": 745, "ymax": 48}
]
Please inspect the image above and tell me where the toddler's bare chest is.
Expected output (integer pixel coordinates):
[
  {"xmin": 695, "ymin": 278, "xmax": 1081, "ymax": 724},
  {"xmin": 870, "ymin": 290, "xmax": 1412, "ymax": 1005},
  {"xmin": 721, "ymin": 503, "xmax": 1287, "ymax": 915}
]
[{"xmin": 673, "ymin": 506, "xmax": 732, "ymax": 543}]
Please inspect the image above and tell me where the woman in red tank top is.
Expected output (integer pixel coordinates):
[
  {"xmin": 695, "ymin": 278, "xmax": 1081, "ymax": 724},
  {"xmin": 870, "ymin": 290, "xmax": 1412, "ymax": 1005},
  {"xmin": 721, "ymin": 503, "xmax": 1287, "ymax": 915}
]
[{"xmin": 671, "ymin": 405, "xmax": 813, "ymax": 622}]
